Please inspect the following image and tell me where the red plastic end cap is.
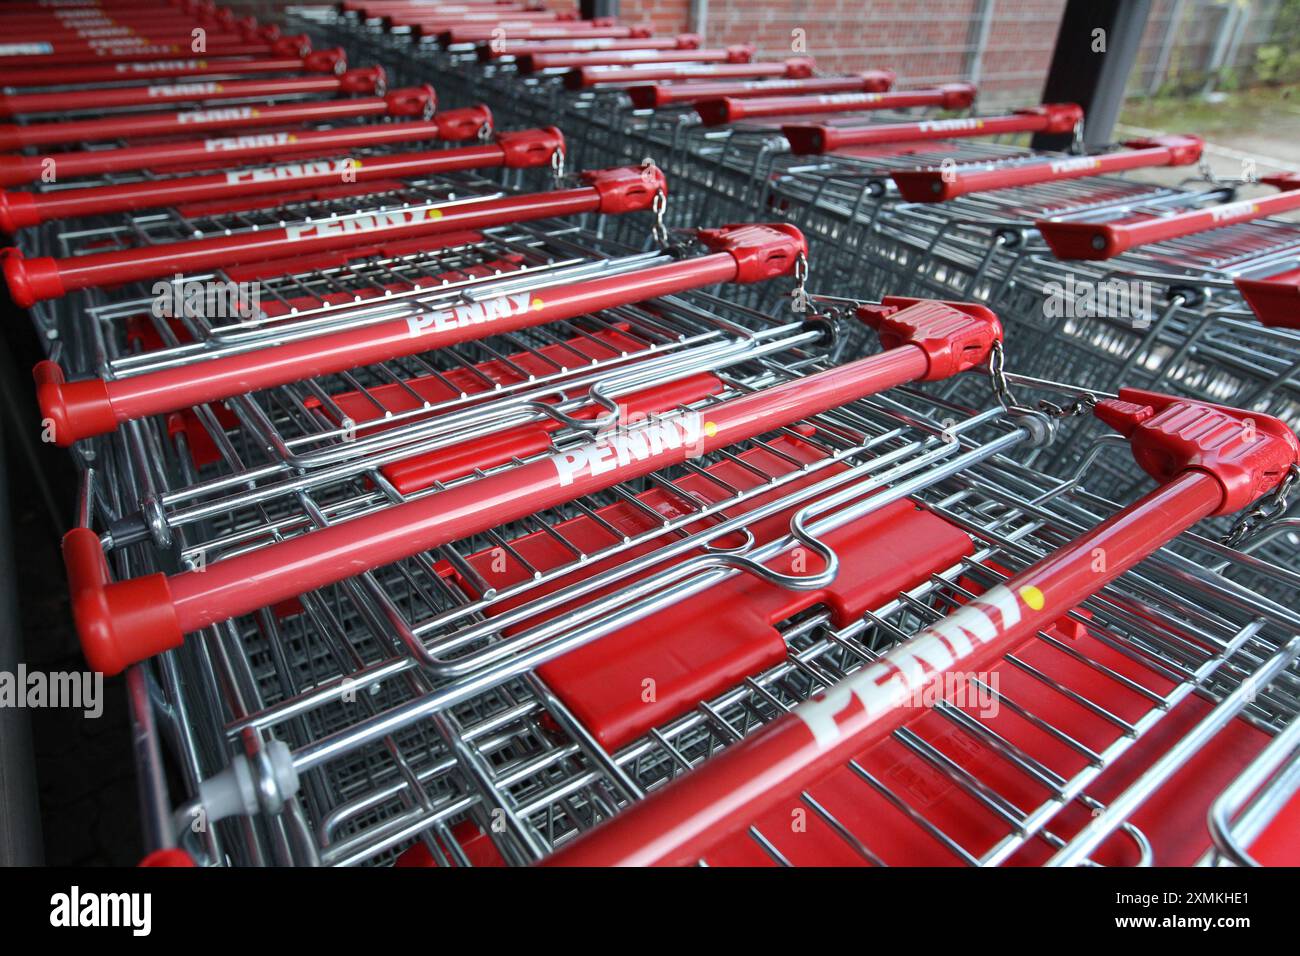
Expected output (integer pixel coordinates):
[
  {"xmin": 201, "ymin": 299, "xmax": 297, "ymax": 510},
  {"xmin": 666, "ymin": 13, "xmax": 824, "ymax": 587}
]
[
  {"xmin": 860, "ymin": 69, "xmax": 896, "ymax": 92},
  {"xmin": 1122, "ymin": 133, "xmax": 1204, "ymax": 165},
  {"xmin": 139, "ymin": 848, "xmax": 197, "ymax": 867},
  {"xmin": 676, "ymin": 34, "xmax": 703, "ymax": 49},
  {"xmin": 781, "ymin": 124, "xmax": 831, "ymax": 155},
  {"xmin": 693, "ymin": 98, "xmax": 734, "ymax": 127},
  {"xmin": 696, "ymin": 223, "xmax": 807, "ymax": 283},
  {"xmin": 726, "ymin": 45, "xmax": 755, "ymax": 63},
  {"xmin": 625, "ymin": 85, "xmax": 663, "ymax": 109},
  {"xmin": 0, "ymin": 190, "xmax": 38, "ymax": 232},
  {"xmin": 3, "ymin": 249, "xmax": 63, "ymax": 308},
  {"xmin": 63, "ymin": 527, "xmax": 185, "ymax": 676},
  {"xmin": 515, "ymin": 54, "xmax": 541, "ymax": 74},
  {"xmin": 1029, "ymin": 102, "xmax": 1084, "ymax": 133},
  {"xmin": 305, "ymin": 48, "xmax": 347, "ymax": 75},
  {"xmin": 784, "ymin": 57, "xmax": 816, "ymax": 78},
  {"xmin": 629, "ymin": 24, "xmax": 653, "ymax": 38},
  {"xmin": 891, "ymin": 169, "xmax": 957, "ymax": 202},
  {"xmin": 1234, "ymin": 276, "xmax": 1300, "ymax": 329},
  {"xmin": 1035, "ymin": 219, "xmax": 1121, "ymax": 260},
  {"xmin": 343, "ymin": 66, "xmax": 386, "ymax": 95},
  {"xmin": 273, "ymin": 34, "xmax": 312, "ymax": 57},
  {"xmin": 1095, "ymin": 388, "xmax": 1300, "ymax": 516},
  {"xmin": 387, "ymin": 85, "xmax": 437, "ymax": 118},
  {"xmin": 1262, "ymin": 171, "xmax": 1300, "ymax": 192},
  {"xmin": 563, "ymin": 68, "xmax": 591, "ymax": 91},
  {"xmin": 581, "ymin": 164, "xmax": 666, "ymax": 213},
  {"xmin": 855, "ymin": 296, "xmax": 1003, "ymax": 381},
  {"xmin": 435, "ymin": 104, "xmax": 491, "ymax": 139},
  {"xmin": 34, "ymin": 362, "xmax": 117, "ymax": 446},
  {"xmin": 940, "ymin": 82, "xmax": 978, "ymax": 109},
  {"xmin": 498, "ymin": 127, "xmax": 565, "ymax": 168}
]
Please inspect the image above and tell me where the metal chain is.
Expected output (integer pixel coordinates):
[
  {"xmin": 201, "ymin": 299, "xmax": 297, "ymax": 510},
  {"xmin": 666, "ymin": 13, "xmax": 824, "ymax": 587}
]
[
  {"xmin": 651, "ymin": 189, "xmax": 669, "ymax": 248},
  {"xmin": 988, "ymin": 341, "xmax": 1020, "ymax": 412},
  {"xmin": 790, "ymin": 253, "xmax": 809, "ymax": 314},
  {"xmin": 1222, "ymin": 463, "xmax": 1299, "ymax": 548},
  {"xmin": 551, "ymin": 145, "xmax": 566, "ymax": 185}
]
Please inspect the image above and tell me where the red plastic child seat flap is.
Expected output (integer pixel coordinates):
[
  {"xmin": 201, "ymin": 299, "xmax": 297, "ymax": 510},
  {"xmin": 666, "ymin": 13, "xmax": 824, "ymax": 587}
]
[{"xmin": 446, "ymin": 434, "xmax": 974, "ymax": 751}]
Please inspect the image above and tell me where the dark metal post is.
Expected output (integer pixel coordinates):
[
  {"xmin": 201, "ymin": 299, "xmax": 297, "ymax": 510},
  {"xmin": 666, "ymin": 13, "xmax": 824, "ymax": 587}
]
[
  {"xmin": 580, "ymin": 0, "xmax": 620, "ymax": 19},
  {"xmin": 1033, "ymin": 0, "xmax": 1153, "ymax": 150}
]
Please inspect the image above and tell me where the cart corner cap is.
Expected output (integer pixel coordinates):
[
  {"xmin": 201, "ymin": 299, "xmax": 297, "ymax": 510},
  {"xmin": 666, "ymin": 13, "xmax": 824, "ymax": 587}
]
[
  {"xmin": 696, "ymin": 222, "xmax": 807, "ymax": 282},
  {"xmin": 855, "ymin": 297, "xmax": 1002, "ymax": 380},
  {"xmin": 3, "ymin": 248, "xmax": 63, "ymax": 308},
  {"xmin": 1096, "ymin": 389, "xmax": 1300, "ymax": 516}
]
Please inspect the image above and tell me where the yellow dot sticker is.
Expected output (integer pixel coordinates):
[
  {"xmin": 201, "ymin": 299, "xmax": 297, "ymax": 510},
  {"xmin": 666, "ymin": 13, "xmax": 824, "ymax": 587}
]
[
  {"xmin": 426, "ymin": 208, "xmax": 443, "ymax": 220},
  {"xmin": 703, "ymin": 421, "xmax": 718, "ymax": 438},
  {"xmin": 1019, "ymin": 585, "xmax": 1045, "ymax": 611},
  {"xmin": 531, "ymin": 297, "xmax": 544, "ymax": 310}
]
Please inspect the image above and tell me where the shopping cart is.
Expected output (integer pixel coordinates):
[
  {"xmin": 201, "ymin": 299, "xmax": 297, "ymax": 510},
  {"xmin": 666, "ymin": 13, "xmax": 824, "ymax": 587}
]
[
  {"xmin": 75, "ymin": 295, "xmax": 1299, "ymax": 867},
  {"xmin": 864, "ymin": 164, "xmax": 1300, "ymax": 509}
]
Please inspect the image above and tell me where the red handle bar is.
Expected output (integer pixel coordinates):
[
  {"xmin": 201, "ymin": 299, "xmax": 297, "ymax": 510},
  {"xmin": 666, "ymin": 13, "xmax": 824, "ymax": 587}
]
[
  {"xmin": 5, "ymin": 163, "xmax": 654, "ymax": 306},
  {"xmin": 544, "ymin": 383, "xmax": 1300, "ymax": 866},
  {"xmin": 891, "ymin": 134, "xmax": 1204, "ymax": 201},
  {"xmin": 0, "ymin": 36, "xmax": 314, "ymax": 69},
  {"xmin": 478, "ymin": 35, "xmax": 701, "ymax": 61},
  {"xmin": 442, "ymin": 24, "xmax": 653, "ymax": 45},
  {"xmin": 0, "ymin": 127, "xmax": 560, "ymax": 230},
  {"xmin": 519, "ymin": 45, "xmax": 754, "ymax": 73},
  {"xmin": 566, "ymin": 57, "xmax": 816, "ymax": 90},
  {"xmin": 1037, "ymin": 171, "xmax": 1300, "ymax": 259},
  {"xmin": 0, "ymin": 67, "xmax": 385, "ymax": 119},
  {"xmin": 625, "ymin": 71, "xmax": 896, "ymax": 109},
  {"xmin": 0, "ymin": 50, "xmax": 347, "ymax": 88},
  {"xmin": 0, "ymin": 84, "xmax": 436, "ymax": 152},
  {"xmin": 695, "ymin": 82, "xmax": 977, "ymax": 126},
  {"xmin": 59, "ymin": 285, "xmax": 1017, "ymax": 676},
  {"xmin": 782, "ymin": 103, "xmax": 1084, "ymax": 154}
]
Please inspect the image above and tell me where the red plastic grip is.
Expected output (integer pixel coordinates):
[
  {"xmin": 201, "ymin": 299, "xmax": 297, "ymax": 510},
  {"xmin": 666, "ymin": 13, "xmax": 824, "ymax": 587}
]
[
  {"xmin": 1095, "ymin": 389, "xmax": 1300, "ymax": 515},
  {"xmin": 855, "ymin": 295, "xmax": 1002, "ymax": 380},
  {"xmin": 626, "ymin": 70, "xmax": 895, "ymax": 110},
  {"xmin": 696, "ymin": 222, "xmax": 807, "ymax": 282},
  {"xmin": 565, "ymin": 57, "xmax": 816, "ymax": 90},
  {"xmin": 518, "ymin": 45, "xmax": 754, "ymax": 72},
  {"xmin": 694, "ymin": 82, "xmax": 978, "ymax": 126}
]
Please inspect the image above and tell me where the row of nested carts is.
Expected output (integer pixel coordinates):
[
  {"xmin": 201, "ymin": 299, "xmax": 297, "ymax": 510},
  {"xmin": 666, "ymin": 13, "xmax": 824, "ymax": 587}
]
[{"xmin": 0, "ymin": 0, "xmax": 1297, "ymax": 867}]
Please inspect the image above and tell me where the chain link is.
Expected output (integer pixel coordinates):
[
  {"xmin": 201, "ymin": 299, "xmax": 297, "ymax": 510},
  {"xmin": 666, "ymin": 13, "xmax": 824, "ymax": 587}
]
[
  {"xmin": 550, "ymin": 145, "xmax": 566, "ymax": 185},
  {"xmin": 650, "ymin": 188, "xmax": 669, "ymax": 247},
  {"xmin": 1222, "ymin": 463, "xmax": 1299, "ymax": 548},
  {"xmin": 790, "ymin": 253, "xmax": 809, "ymax": 314}
]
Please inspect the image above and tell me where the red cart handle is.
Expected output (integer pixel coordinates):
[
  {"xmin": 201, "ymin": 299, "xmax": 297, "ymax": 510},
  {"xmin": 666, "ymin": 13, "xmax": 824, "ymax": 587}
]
[
  {"xmin": 478, "ymin": 35, "xmax": 702, "ymax": 61},
  {"xmin": 58, "ymin": 287, "xmax": 1011, "ymax": 677},
  {"xmin": 566, "ymin": 57, "xmax": 816, "ymax": 89},
  {"xmin": 518, "ymin": 45, "xmax": 754, "ymax": 73},
  {"xmin": 0, "ymin": 127, "xmax": 561, "ymax": 230},
  {"xmin": 1235, "ymin": 266, "xmax": 1300, "ymax": 330},
  {"xmin": 0, "ymin": 83, "xmax": 436, "ymax": 152},
  {"xmin": 0, "ymin": 49, "xmax": 347, "ymax": 88},
  {"xmin": 626, "ymin": 71, "xmax": 896, "ymax": 109},
  {"xmin": 782, "ymin": 103, "xmax": 1084, "ymax": 154},
  {"xmin": 892, "ymin": 134, "xmax": 1204, "ymax": 201},
  {"xmin": 0, "ymin": 103, "xmax": 486, "ymax": 189},
  {"xmin": 0, "ymin": 36, "xmax": 313, "ymax": 70},
  {"xmin": 5, "ymin": 163, "xmax": 653, "ymax": 307},
  {"xmin": 441, "ymin": 22, "xmax": 648, "ymax": 45},
  {"xmin": 0, "ymin": 66, "xmax": 385, "ymax": 119},
  {"xmin": 544, "ymin": 387, "xmax": 1300, "ymax": 866},
  {"xmin": 695, "ymin": 82, "xmax": 977, "ymax": 126},
  {"xmin": 1037, "ymin": 171, "xmax": 1300, "ymax": 259}
]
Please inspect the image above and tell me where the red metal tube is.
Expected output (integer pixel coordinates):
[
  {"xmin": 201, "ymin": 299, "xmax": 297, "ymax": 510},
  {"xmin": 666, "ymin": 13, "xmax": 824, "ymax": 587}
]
[
  {"xmin": 478, "ymin": 36, "xmax": 701, "ymax": 61},
  {"xmin": 0, "ymin": 127, "xmax": 561, "ymax": 230},
  {"xmin": 1037, "ymin": 171, "xmax": 1300, "ymax": 259},
  {"xmin": 442, "ymin": 24, "xmax": 651, "ymax": 45},
  {"xmin": 0, "ymin": 84, "xmax": 436, "ymax": 152},
  {"xmin": 782, "ymin": 103, "xmax": 1084, "ymax": 154},
  {"xmin": 5, "ymin": 164, "xmax": 651, "ymax": 306},
  {"xmin": 566, "ymin": 57, "xmax": 816, "ymax": 90},
  {"xmin": 544, "ymin": 387, "xmax": 1300, "ymax": 866},
  {"xmin": 0, "ymin": 50, "xmax": 347, "ymax": 88},
  {"xmin": 891, "ymin": 134, "xmax": 1204, "ymax": 202},
  {"xmin": 694, "ymin": 82, "xmax": 977, "ymax": 126},
  {"xmin": 625, "ymin": 71, "xmax": 896, "ymax": 109},
  {"xmin": 0, "ymin": 36, "xmax": 313, "ymax": 70},
  {"xmin": 59, "ymin": 289, "xmax": 1019, "ymax": 676},
  {"xmin": 519, "ymin": 45, "xmax": 753, "ymax": 73},
  {"xmin": 0, "ymin": 67, "xmax": 385, "ymax": 118}
]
